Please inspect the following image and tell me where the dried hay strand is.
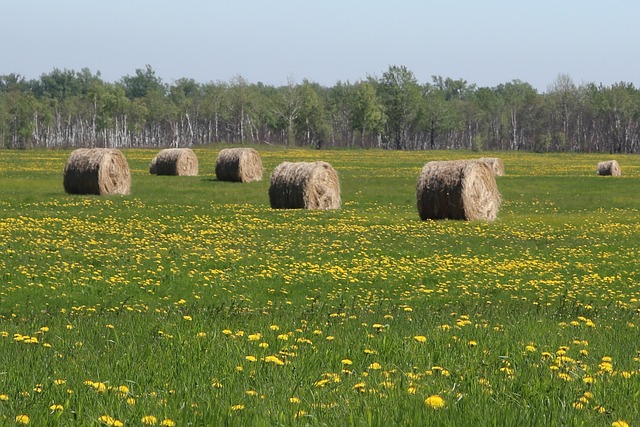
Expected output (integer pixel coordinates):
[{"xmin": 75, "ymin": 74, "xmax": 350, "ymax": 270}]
[
  {"xmin": 149, "ymin": 156, "xmax": 157, "ymax": 174},
  {"xmin": 416, "ymin": 159, "xmax": 500, "ymax": 221},
  {"xmin": 269, "ymin": 161, "xmax": 341, "ymax": 210},
  {"xmin": 215, "ymin": 147, "xmax": 263, "ymax": 182},
  {"xmin": 597, "ymin": 160, "xmax": 621, "ymax": 176},
  {"xmin": 479, "ymin": 157, "xmax": 505, "ymax": 176},
  {"xmin": 153, "ymin": 148, "xmax": 198, "ymax": 176},
  {"xmin": 63, "ymin": 148, "xmax": 131, "ymax": 195}
]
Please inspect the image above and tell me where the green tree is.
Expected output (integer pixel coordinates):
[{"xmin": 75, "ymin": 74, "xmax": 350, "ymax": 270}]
[
  {"xmin": 121, "ymin": 65, "xmax": 165, "ymax": 100},
  {"xmin": 350, "ymin": 80, "xmax": 386, "ymax": 147},
  {"xmin": 378, "ymin": 65, "xmax": 421, "ymax": 149}
]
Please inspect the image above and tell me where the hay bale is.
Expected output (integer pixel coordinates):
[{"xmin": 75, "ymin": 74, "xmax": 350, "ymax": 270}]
[
  {"xmin": 215, "ymin": 148, "xmax": 263, "ymax": 182},
  {"xmin": 153, "ymin": 148, "xmax": 198, "ymax": 176},
  {"xmin": 597, "ymin": 160, "xmax": 621, "ymax": 176},
  {"xmin": 269, "ymin": 161, "xmax": 341, "ymax": 210},
  {"xmin": 479, "ymin": 157, "xmax": 505, "ymax": 176},
  {"xmin": 149, "ymin": 156, "xmax": 157, "ymax": 174},
  {"xmin": 63, "ymin": 148, "xmax": 131, "ymax": 195},
  {"xmin": 416, "ymin": 160, "xmax": 500, "ymax": 221}
]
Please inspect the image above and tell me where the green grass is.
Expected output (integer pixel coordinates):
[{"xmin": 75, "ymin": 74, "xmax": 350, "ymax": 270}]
[{"xmin": 0, "ymin": 146, "xmax": 639, "ymax": 426}]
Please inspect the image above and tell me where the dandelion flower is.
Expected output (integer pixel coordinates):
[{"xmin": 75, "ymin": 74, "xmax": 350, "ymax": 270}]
[
  {"xmin": 341, "ymin": 359, "xmax": 353, "ymax": 365},
  {"xmin": 49, "ymin": 404, "xmax": 64, "ymax": 411},
  {"xmin": 425, "ymin": 395, "xmax": 445, "ymax": 409},
  {"xmin": 289, "ymin": 397, "xmax": 301, "ymax": 403},
  {"xmin": 413, "ymin": 335, "xmax": 427, "ymax": 343},
  {"xmin": 245, "ymin": 355, "xmax": 257, "ymax": 362},
  {"xmin": 141, "ymin": 415, "xmax": 158, "ymax": 425},
  {"xmin": 264, "ymin": 355, "xmax": 285, "ymax": 365},
  {"xmin": 0, "ymin": 394, "xmax": 9, "ymax": 401},
  {"xmin": 231, "ymin": 404, "xmax": 245, "ymax": 411},
  {"xmin": 612, "ymin": 421, "xmax": 629, "ymax": 427},
  {"xmin": 160, "ymin": 420, "xmax": 176, "ymax": 427},
  {"xmin": 368, "ymin": 362, "xmax": 382, "ymax": 370},
  {"xmin": 15, "ymin": 414, "xmax": 30, "ymax": 424}
]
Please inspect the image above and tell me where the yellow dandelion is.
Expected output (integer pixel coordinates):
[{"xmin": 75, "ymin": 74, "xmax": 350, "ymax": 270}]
[
  {"xmin": 0, "ymin": 394, "xmax": 9, "ymax": 401},
  {"xmin": 612, "ymin": 421, "xmax": 629, "ymax": 427},
  {"xmin": 425, "ymin": 395, "xmax": 445, "ymax": 409},
  {"xmin": 15, "ymin": 414, "xmax": 30, "ymax": 424},
  {"xmin": 248, "ymin": 333, "xmax": 262, "ymax": 341},
  {"xmin": 264, "ymin": 355, "xmax": 285, "ymax": 365},
  {"xmin": 231, "ymin": 404, "xmax": 245, "ymax": 411},
  {"xmin": 160, "ymin": 420, "xmax": 176, "ymax": 427},
  {"xmin": 413, "ymin": 335, "xmax": 427, "ymax": 343},
  {"xmin": 98, "ymin": 415, "xmax": 117, "ymax": 426},
  {"xmin": 368, "ymin": 362, "xmax": 382, "ymax": 370},
  {"xmin": 289, "ymin": 397, "xmax": 301, "ymax": 403},
  {"xmin": 49, "ymin": 404, "xmax": 64, "ymax": 411},
  {"xmin": 341, "ymin": 359, "xmax": 353, "ymax": 365},
  {"xmin": 222, "ymin": 329, "xmax": 233, "ymax": 335},
  {"xmin": 583, "ymin": 376, "xmax": 595, "ymax": 384},
  {"xmin": 314, "ymin": 379, "xmax": 330, "ymax": 387},
  {"xmin": 141, "ymin": 415, "xmax": 158, "ymax": 425},
  {"xmin": 245, "ymin": 355, "xmax": 257, "ymax": 362}
]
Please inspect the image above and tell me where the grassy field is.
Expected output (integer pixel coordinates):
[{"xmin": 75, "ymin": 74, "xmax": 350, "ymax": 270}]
[{"xmin": 0, "ymin": 146, "xmax": 639, "ymax": 426}]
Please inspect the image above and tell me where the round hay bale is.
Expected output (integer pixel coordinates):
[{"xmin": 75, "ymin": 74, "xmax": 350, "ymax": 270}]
[
  {"xmin": 269, "ymin": 161, "xmax": 341, "ymax": 210},
  {"xmin": 416, "ymin": 160, "xmax": 500, "ymax": 221},
  {"xmin": 63, "ymin": 148, "xmax": 131, "ymax": 195},
  {"xmin": 215, "ymin": 147, "xmax": 263, "ymax": 182},
  {"xmin": 149, "ymin": 156, "xmax": 157, "ymax": 174},
  {"xmin": 153, "ymin": 148, "xmax": 198, "ymax": 176},
  {"xmin": 597, "ymin": 160, "xmax": 621, "ymax": 176},
  {"xmin": 479, "ymin": 157, "xmax": 505, "ymax": 176}
]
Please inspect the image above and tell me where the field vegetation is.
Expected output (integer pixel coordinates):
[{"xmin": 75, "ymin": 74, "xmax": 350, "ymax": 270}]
[{"xmin": 0, "ymin": 147, "xmax": 639, "ymax": 426}]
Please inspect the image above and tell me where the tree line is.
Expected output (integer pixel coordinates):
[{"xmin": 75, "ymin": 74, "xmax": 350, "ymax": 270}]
[{"xmin": 1, "ymin": 65, "xmax": 639, "ymax": 152}]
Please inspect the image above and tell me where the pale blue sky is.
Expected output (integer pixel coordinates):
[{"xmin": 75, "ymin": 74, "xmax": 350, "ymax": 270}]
[{"xmin": 3, "ymin": 1, "xmax": 639, "ymax": 92}]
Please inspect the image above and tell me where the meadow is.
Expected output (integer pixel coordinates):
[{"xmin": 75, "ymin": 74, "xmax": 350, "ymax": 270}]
[{"xmin": 0, "ymin": 146, "xmax": 639, "ymax": 426}]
